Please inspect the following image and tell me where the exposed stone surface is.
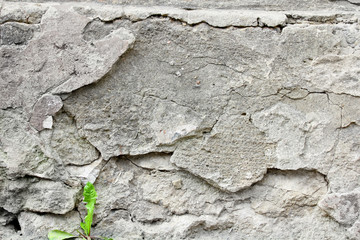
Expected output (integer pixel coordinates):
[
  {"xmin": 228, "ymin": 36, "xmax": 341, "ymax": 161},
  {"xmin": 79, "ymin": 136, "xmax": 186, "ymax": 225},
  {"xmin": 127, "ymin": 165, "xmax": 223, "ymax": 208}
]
[
  {"xmin": 19, "ymin": 211, "xmax": 81, "ymax": 239},
  {"xmin": 0, "ymin": 2, "xmax": 135, "ymax": 122},
  {"xmin": 0, "ymin": 109, "xmax": 65, "ymax": 180},
  {"xmin": 249, "ymin": 170, "xmax": 328, "ymax": 217},
  {"xmin": 4, "ymin": 0, "xmax": 360, "ymax": 11},
  {"xmin": 319, "ymin": 190, "xmax": 360, "ymax": 226},
  {"xmin": 0, "ymin": 177, "xmax": 81, "ymax": 214},
  {"xmin": 89, "ymin": 157, "xmax": 342, "ymax": 240},
  {"xmin": 1, "ymin": 1, "xmax": 360, "ymax": 239},
  {"xmin": 0, "ymin": 22, "xmax": 37, "ymax": 45}
]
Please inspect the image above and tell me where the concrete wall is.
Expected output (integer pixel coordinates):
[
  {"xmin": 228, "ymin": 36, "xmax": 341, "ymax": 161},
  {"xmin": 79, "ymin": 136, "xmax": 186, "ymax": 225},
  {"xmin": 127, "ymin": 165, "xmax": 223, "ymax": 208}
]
[{"xmin": 1, "ymin": 1, "xmax": 360, "ymax": 239}]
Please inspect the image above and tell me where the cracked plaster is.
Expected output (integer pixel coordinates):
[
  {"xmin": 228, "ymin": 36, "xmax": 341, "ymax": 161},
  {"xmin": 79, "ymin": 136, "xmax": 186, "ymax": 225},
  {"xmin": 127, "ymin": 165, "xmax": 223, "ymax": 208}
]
[{"xmin": 1, "ymin": 2, "xmax": 360, "ymax": 240}]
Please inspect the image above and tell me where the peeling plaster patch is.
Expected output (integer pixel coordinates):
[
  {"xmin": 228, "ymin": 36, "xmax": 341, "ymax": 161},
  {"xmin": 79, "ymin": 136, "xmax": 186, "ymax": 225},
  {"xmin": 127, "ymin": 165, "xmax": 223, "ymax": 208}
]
[
  {"xmin": 309, "ymin": 54, "xmax": 360, "ymax": 97},
  {"xmin": 249, "ymin": 169, "xmax": 328, "ymax": 217},
  {"xmin": 42, "ymin": 111, "xmax": 101, "ymax": 166},
  {"xmin": 171, "ymin": 109, "xmax": 277, "ymax": 192},
  {"xmin": 252, "ymin": 102, "xmax": 309, "ymax": 163},
  {"xmin": 150, "ymin": 98, "xmax": 204, "ymax": 146},
  {"xmin": 42, "ymin": 116, "xmax": 53, "ymax": 129},
  {"xmin": 71, "ymin": 3, "xmax": 360, "ymax": 28},
  {"xmin": 65, "ymin": 157, "xmax": 104, "ymax": 184},
  {"xmin": 252, "ymin": 95, "xmax": 339, "ymax": 173},
  {"xmin": 319, "ymin": 191, "xmax": 360, "ymax": 226},
  {"xmin": 178, "ymin": 9, "xmax": 287, "ymax": 28},
  {"xmin": 0, "ymin": 4, "xmax": 135, "ymax": 122},
  {"xmin": 30, "ymin": 95, "xmax": 62, "ymax": 131},
  {"xmin": 52, "ymin": 27, "xmax": 135, "ymax": 94}
]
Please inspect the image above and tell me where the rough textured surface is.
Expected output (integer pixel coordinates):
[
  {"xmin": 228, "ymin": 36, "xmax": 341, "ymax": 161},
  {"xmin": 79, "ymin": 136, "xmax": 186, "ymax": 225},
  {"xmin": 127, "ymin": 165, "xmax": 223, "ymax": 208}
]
[
  {"xmin": 1, "ymin": 1, "xmax": 360, "ymax": 239},
  {"xmin": 3, "ymin": 0, "xmax": 360, "ymax": 11}
]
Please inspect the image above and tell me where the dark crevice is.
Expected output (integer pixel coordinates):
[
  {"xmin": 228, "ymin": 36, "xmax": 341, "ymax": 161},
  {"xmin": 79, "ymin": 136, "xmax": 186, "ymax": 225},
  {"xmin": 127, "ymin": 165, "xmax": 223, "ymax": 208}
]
[
  {"xmin": 0, "ymin": 106, "xmax": 22, "ymax": 111},
  {"xmin": 339, "ymin": 121, "xmax": 360, "ymax": 129},
  {"xmin": 0, "ymin": 19, "xmax": 39, "ymax": 25},
  {"xmin": 7, "ymin": 215, "xmax": 21, "ymax": 232},
  {"xmin": 181, "ymin": 7, "xmax": 196, "ymax": 11},
  {"xmin": 0, "ymin": 207, "xmax": 17, "ymax": 227},
  {"xmin": 264, "ymin": 167, "xmax": 329, "ymax": 190}
]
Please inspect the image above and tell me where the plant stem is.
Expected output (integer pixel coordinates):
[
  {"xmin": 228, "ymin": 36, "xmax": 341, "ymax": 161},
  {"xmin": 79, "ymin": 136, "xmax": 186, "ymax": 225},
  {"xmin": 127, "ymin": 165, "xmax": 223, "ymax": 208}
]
[{"xmin": 77, "ymin": 229, "xmax": 88, "ymax": 239}]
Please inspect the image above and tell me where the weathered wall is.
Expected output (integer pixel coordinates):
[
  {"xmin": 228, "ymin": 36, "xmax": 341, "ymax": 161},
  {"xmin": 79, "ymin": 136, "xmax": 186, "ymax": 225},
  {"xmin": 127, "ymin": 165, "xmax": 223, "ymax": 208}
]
[{"xmin": 1, "ymin": 1, "xmax": 360, "ymax": 239}]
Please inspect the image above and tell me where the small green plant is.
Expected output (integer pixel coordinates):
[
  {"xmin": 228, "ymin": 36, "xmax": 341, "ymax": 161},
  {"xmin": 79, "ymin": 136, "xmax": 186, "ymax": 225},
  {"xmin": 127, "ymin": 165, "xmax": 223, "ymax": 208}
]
[{"xmin": 48, "ymin": 182, "xmax": 113, "ymax": 240}]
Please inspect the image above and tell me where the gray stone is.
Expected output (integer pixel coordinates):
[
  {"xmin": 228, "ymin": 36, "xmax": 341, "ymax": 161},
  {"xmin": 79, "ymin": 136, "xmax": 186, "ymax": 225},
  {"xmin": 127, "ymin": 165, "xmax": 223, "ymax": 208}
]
[
  {"xmin": 319, "ymin": 190, "xmax": 360, "ymax": 225},
  {"xmin": 0, "ymin": 109, "xmax": 65, "ymax": 180},
  {"xmin": 44, "ymin": 111, "xmax": 100, "ymax": 166},
  {"xmin": 0, "ymin": 225, "xmax": 22, "ymax": 240},
  {"xmin": 0, "ymin": 22, "xmax": 36, "ymax": 45},
  {"xmin": 249, "ymin": 170, "xmax": 327, "ymax": 217},
  {"xmin": 0, "ymin": 3, "xmax": 135, "ymax": 117},
  {"xmin": 129, "ymin": 153, "xmax": 177, "ymax": 171},
  {"xmin": 18, "ymin": 211, "xmax": 80, "ymax": 239},
  {"xmin": 171, "ymin": 104, "xmax": 277, "ymax": 192},
  {"xmin": 2, "ymin": 2, "xmax": 360, "ymax": 240},
  {"xmin": 64, "ymin": 20, "xmax": 282, "ymax": 161},
  {"xmin": 0, "ymin": 2, "xmax": 48, "ymax": 24},
  {"xmin": 327, "ymin": 124, "xmax": 360, "ymax": 193},
  {"xmin": 347, "ymin": 219, "xmax": 360, "ymax": 239},
  {"xmin": 3, "ymin": 0, "xmax": 360, "ymax": 11},
  {"xmin": 23, "ymin": 180, "xmax": 80, "ymax": 214},
  {"xmin": 30, "ymin": 94, "xmax": 63, "ymax": 131},
  {"xmin": 130, "ymin": 200, "xmax": 167, "ymax": 223},
  {"xmin": 65, "ymin": 157, "xmax": 103, "ymax": 184},
  {"xmin": 0, "ymin": 178, "xmax": 81, "ymax": 215}
]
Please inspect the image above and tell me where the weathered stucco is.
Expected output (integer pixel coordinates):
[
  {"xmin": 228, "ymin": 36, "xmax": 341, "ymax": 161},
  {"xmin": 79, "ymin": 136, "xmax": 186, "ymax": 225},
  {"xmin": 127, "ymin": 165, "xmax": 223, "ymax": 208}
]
[{"xmin": 1, "ymin": 1, "xmax": 360, "ymax": 239}]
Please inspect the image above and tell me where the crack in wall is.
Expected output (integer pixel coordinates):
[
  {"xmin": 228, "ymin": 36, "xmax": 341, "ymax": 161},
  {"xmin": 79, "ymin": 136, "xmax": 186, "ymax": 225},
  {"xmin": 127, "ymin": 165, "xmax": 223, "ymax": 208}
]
[
  {"xmin": 93, "ymin": 12, "xmax": 285, "ymax": 31},
  {"xmin": 2, "ymin": 3, "xmax": 359, "ymax": 239},
  {"xmin": 122, "ymin": 153, "xmax": 233, "ymax": 194},
  {"xmin": 330, "ymin": 0, "xmax": 360, "ymax": 6},
  {"xmin": 87, "ymin": 6, "xmax": 360, "ymax": 33}
]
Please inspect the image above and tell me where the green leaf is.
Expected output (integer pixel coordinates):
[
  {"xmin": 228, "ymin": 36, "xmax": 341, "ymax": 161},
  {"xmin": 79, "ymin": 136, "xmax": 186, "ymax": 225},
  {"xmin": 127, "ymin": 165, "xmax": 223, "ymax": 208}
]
[
  {"xmin": 83, "ymin": 181, "xmax": 98, "ymax": 203},
  {"xmin": 80, "ymin": 182, "xmax": 98, "ymax": 236},
  {"xmin": 48, "ymin": 230, "xmax": 75, "ymax": 240}
]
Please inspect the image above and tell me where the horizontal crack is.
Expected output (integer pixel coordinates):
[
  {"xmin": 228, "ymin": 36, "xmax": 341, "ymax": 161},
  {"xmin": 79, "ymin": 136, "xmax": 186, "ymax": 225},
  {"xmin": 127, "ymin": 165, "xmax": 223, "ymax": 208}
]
[
  {"xmin": 330, "ymin": 0, "xmax": 360, "ymax": 6},
  {"xmin": 90, "ymin": 7, "xmax": 360, "ymax": 32},
  {"xmin": 123, "ymin": 155, "xmax": 175, "ymax": 173},
  {"xmin": 96, "ymin": 12, "xmax": 286, "ymax": 30}
]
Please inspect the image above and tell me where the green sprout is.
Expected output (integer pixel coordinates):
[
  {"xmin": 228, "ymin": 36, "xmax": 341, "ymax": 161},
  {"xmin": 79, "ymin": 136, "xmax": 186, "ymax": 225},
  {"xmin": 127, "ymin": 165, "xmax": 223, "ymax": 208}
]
[{"xmin": 48, "ymin": 182, "xmax": 113, "ymax": 240}]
